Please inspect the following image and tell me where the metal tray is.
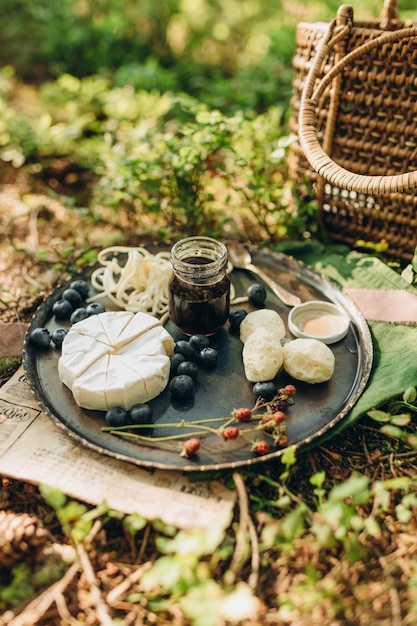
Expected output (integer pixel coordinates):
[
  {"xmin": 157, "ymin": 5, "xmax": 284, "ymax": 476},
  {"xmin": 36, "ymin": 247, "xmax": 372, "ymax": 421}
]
[{"xmin": 23, "ymin": 248, "xmax": 373, "ymax": 472}]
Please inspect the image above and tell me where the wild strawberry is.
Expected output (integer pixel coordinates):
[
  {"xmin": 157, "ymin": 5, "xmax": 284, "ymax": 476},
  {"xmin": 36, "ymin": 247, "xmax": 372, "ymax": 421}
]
[
  {"xmin": 252, "ymin": 440, "xmax": 271, "ymax": 456},
  {"xmin": 284, "ymin": 384, "xmax": 296, "ymax": 396},
  {"xmin": 276, "ymin": 435, "xmax": 289, "ymax": 448},
  {"xmin": 272, "ymin": 410, "xmax": 286, "ymax": 424},
  {"xmin": 260, "ymin": 416, "xmax": 275, "ymax": 432},
  {"xmin": 180, "ymin": 438, "xmax": 200, "ymax": 458},
  {"xmin": 233, "ymin": 408, "xmax": 252, "ymax": 422},
  {"xmin": 223, "ymin": 426, "xmax": 239, "ymax": 440}
]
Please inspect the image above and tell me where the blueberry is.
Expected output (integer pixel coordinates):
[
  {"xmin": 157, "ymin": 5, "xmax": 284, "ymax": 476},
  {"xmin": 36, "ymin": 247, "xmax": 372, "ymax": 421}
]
[
  {"xmin": 69, "ymin": 279, "xmax": 90, "ymax": 298},
  {"xmin": 52, "ymin": 299, "xmax": 74, "ymax": 320},
  {"xmin": 51, "ymin": 328, "xmax": 68, "ymax": 348},
  {"xmin": 199, "ymin": 347, "xmax": 218, "ymax": 368},
  {"xmin": 253, "ymin": 381, "xmax": 277, "ymax": 401},
  {"xmin": 62, "ymin": 288, "xmax": 83, "ymax": 307},
  {"xmin": 228, "ymin": 309, "xmax": 248, "ymax": 330},
  {"xmin": 247, "ymin": 283, "xmax": 267, "ymax": 307},
  {"xmin": 174, "ymin": 340, "xmax": 196, "ymax": 361},
  {"xmin": 170, "ymin": 352, "xmax": 186, "ymax": 376},
  {"xmin": 29, "ymin": 327, "xmax": 51, "ymax": 348},
  {"xmin": 177, "ymin": 360, "xmax": 199, "ymax": 381},
  {"xmin": 189, "ymin": 334, "xmax": 210, "ymax": 352},
  {"xmin": 105, "ymin": 406, "xmax": 128, "ymax": 427},
  {"xmin": 169, "ymin": 374, "xmax": 195, "ymax": 399},
  {"xmin": 86, "ymin": 302, "xmax": 105, "ymax": 316},
  {"xmin": 70, "ymin": 307, "xmax": 90, "ymax": 324},
  {"xmin": 129, "ymin": 403, "xmax": 153, "ymax": 424}
]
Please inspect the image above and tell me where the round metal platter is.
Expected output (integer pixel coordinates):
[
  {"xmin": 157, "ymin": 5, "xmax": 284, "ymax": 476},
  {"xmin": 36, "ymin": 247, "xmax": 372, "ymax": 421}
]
[{"xmin": 23, "ymin": 248, "xmax": 373, "ymax": 472}]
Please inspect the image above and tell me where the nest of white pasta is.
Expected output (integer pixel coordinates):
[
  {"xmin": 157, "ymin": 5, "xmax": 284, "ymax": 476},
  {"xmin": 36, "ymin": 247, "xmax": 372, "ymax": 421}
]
[{"xmin": 88, "ymin": 247, "xmax": 173, "ymax": 322}]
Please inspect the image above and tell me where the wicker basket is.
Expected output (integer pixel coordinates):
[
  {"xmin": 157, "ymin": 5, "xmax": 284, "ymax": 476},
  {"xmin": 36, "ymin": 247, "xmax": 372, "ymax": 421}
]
[{"xmin": 288, "ymin": 1, "xmax": 417, "ymax": 259}]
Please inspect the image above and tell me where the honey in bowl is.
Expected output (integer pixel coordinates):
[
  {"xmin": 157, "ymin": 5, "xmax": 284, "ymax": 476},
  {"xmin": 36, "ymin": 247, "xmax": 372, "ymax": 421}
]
[
  {"xmin": 302, "ymin": 313, "xmax": 348, "ymax": 338},
  {"xmin": 288, "ymin": 300, "xmax": 349, "ymax": 345}
]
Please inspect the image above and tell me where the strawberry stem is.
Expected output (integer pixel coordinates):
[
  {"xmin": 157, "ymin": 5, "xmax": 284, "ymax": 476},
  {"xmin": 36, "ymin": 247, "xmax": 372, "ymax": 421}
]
[{"xmin": 109, "ymin": 429, "xmax": 209, "ymax": 443}]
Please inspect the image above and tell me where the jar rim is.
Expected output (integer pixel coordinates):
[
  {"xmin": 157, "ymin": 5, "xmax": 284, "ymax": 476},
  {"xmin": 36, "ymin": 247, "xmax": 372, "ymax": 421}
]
[
  {"xmin": 171, "ymin": 236, "xmax": 227, "ymax": 255},
  {"xmin": 170, "ymin": 236, "xmax": 228, "ymax": 279}
]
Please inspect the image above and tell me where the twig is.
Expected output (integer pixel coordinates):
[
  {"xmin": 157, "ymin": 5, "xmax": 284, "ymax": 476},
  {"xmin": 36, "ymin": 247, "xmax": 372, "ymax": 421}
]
[
  {"xmin": 8, "ymin": 518, "xmax": 115, "ymax": 626},
  {"xmin": 137, "ymin": 522, "xmax": 151, "ymax": 564},
  {"xmin": 389, "ymin": 452, "xmax": 397, "ymax": 477},
  {"xmin": 318, "ymin": 445, "xmax": 341, "ymax": 461},
  {"xmin": 379, "ymin": 555, "xmax": 402, "ymax": 626},
  {"xmin": 226, "ymin": 472, "xmax": 259, "ymax": 589},
  {"xmin": 361, "ymin": 431, "xmax": 372, "ymax": 464},
  {"xmin": 75, "ymin": 520, "xmax": 114, "ymax": 626},
  {"xmin": 307, "ymin": 450, "xmax": 318, "ymax": 474},
  {"xmin": 27, "ymin": 207, "xmax": 40, "ymax": 250},
  {"xmin": 5, "ymin": 561, "xmax": 80, "ymax": 626},
  {"xmin": 21, "ymin": 265, "xmax": 42, "ymax": 288},
  {"xmin": 247, "ymin": 514, "xmax": 260, "ymax": 590},
  {"xmin": 106, "ymin": 562, "xmax": 152, "ymax": 606},
  {"xmin": 54, "ymin": 591, "xmax": 78, "ymax": 625}
]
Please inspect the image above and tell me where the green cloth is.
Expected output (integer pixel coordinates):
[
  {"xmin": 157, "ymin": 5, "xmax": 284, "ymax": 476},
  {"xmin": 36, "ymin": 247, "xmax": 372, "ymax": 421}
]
[{"xmin": 277, "ymin": 242, "xmax": 417, "ymax": 429}]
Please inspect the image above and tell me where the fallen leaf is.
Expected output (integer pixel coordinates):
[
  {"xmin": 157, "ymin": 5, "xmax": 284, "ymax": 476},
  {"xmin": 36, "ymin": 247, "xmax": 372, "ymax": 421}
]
[{"xmin": 0, "ymin": 322, "xmax": 27, "ymax": 357}]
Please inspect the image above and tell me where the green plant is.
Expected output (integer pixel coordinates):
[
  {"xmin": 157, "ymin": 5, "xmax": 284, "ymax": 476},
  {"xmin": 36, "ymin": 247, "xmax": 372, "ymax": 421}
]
[
  {"xmin": 367, "ymin": 386, "xmax": 417, "ymax": 448},
  {"xmin": 401, "ymin": 246, "xmax": 417, "ymax": 286}
]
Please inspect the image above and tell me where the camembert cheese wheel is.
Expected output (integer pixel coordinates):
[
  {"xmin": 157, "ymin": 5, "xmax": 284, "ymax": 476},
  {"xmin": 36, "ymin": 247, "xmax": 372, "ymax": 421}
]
[{"xmin": 58, "ymin": 311, "xmax": 174, "ymax": 411}]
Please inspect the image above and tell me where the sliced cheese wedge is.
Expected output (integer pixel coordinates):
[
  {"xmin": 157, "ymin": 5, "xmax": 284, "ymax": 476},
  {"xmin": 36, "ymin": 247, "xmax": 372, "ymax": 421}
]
[
  {"xmin": 58, "ymin": 333, "xmax": 111, "ymax": 388},
  {"xmin": 59, "ymin": 311, "xmax": 174, "ymax": 411},
  {"xmin": 119, "ymin": 325, "xmax": 174, "ymax": 357},
  {"xmin": 115, "ymin": 310, "xmax": 161, "ymax": 348}
]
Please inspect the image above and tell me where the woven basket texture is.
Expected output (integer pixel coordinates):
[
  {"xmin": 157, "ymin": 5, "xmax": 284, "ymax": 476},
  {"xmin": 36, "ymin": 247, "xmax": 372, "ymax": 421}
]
[{"xmin": 288, "ymin": 1, "xmax": 417, "ymax": 259}]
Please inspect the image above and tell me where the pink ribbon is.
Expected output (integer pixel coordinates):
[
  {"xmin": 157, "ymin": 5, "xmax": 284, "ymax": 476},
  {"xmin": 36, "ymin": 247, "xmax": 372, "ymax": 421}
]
[{"xmin": 344, "ymin": 288, "xmax": 417, "ymax": 324}]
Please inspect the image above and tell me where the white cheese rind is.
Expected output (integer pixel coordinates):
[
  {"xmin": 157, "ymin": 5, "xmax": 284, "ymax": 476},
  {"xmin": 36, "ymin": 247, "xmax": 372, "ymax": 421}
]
[
  {"xmin": 119, "ymin": 324, "xmax": 174, "ymax": 356},
  {"xmin": 72, "ymin": 353, "xmax": 170, "ymax": 411},
  {"xmin": 115, "ymin": 311, "xmax": 161, "ymax": 348},
  {"xmin": 59, "ymin": 311, "xmax": 174, "ymax": 410},
  {"xmin": 58, "ymin": 333, "xmax": 111, "ymax": 389}
]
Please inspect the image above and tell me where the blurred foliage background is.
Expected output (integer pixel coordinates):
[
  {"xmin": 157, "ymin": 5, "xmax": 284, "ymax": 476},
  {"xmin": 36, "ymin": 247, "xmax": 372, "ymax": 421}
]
[
  {"xmin": 1, "ymin": 0, "xmax": 416, "ymax": 246},
  {"xmin": 3, "ymin": 0, "xmax": 416, "ymax": 111}
]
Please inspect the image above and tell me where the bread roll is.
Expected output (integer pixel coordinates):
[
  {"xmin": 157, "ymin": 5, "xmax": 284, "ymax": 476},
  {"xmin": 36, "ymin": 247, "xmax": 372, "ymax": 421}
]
[
  {"xmin": 282, "ymin": 338, "xmax": 334, "ymax": 383},
  {"xmin": 242, "ymin": 327, "xmax": 283, "ymax": 382},
  {"xmin": 240, "ymin": 309, "xmax": 286, "ymax": 344}
]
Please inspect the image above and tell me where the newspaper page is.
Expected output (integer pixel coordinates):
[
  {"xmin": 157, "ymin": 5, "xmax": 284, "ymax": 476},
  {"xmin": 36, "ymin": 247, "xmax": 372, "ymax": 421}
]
[{"xmin": 0, "ymin": 367, "xmax": 236, "ymax": 530}]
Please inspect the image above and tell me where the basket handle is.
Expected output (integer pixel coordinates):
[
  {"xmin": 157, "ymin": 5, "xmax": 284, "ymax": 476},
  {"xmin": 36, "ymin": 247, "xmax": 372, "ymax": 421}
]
[
  {"xmin": 298, "ymin": 17, "xmax": 417, "ymax": 195},
  {"xmin": 380, "ymin": 0, "xmax": 399, "ymax": 28}
]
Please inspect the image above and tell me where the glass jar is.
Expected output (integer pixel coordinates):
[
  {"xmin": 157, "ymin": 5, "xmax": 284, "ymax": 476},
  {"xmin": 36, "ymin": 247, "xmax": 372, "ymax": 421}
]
[{"xmin": 169, "ymin": 236, "xmax": 230, "ymax": 336}]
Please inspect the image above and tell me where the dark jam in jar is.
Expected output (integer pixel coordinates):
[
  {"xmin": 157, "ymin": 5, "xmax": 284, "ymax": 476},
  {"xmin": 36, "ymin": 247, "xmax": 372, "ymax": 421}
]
[{"xmin": 169, "ymin": 237, "xmax": 230, "ymax": 336}]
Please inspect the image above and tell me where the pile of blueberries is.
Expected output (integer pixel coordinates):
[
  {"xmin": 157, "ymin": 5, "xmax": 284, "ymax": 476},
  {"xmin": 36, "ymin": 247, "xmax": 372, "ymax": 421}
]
[
  {"xmin": 29, "ymin": 279, "xmax": 98, "ymax": 349},
  {"xmin": 169, "ymin": 334, "xmax": 217, "ymax": 400},
  {"xmin": 51, "ymin": 279, "xmax": 103, "ymax": 323}
]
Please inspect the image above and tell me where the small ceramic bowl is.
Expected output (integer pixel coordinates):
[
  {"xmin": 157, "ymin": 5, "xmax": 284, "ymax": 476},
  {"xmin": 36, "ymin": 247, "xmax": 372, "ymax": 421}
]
[{"xmin": 288, "ymin": 300, "xmax": 350, "ymax": 345}]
